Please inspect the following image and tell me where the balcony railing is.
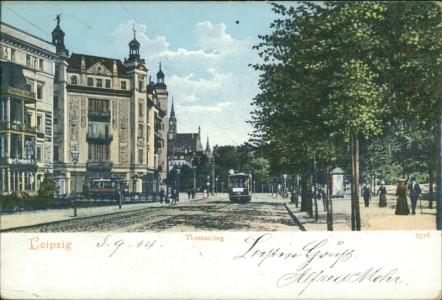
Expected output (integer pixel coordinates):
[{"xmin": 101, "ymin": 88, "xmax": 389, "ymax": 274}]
[
  {"xmin": 88, "ymin": 111, "xmax": 111, "ymax": 122},
  {"xmin": 0, "ymin": 121, "xmax": 37, "ymax": 134},
  {"xmin": 86, "ymin": 161, "xmax": 113, "ymax": 172},
  {"xmin": 86, "ymin": 133, "xmax": 113, "ymax": 144}
]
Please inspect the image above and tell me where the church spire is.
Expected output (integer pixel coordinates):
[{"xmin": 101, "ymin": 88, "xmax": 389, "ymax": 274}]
[
  {"xmin": 205, "ymin": 136, "xmax": 211, "ymax": 154},
  {"xmin": 170, "ymin": 97, "xmax": 175, "ymax": 118}
]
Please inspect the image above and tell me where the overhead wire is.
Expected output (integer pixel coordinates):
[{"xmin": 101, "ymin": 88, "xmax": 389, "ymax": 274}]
[{"xmin": 5, "ymin": 7, "xmax": 51, "ymax": 38}]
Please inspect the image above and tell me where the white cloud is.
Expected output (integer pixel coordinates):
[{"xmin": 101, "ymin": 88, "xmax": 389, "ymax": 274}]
[
  {"xmin": 177, "ymin": 101, "xmax": 232, "ymax": 113},
  {"xmin": 110, "ymin": 20, "xmax": 262, "ymax": 146}
]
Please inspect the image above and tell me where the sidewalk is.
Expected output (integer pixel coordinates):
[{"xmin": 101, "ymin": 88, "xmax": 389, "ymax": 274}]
[
  {"xmin": 285, "ymin": 194, "xmax": 437, "ymax": 231},
  {"xmin": 0, "ymin": 192, "xmax": 218, "ymax": 231}
]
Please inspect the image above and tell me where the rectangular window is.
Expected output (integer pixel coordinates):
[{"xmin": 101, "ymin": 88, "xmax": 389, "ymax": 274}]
[
  {"xmin": 11, "ymin": 49, "xmax": 16, "ymax": 62},
  {"xmin": 54, "ymin": 95, "xmax": 59, "ymax": 110},
  {"xmin": 26, "ymin": 54, "xmax": 31, "ymax": 67},
  {"xmin": 71, "ymin": 76, "xmax": 77, "ymax": 85},
  {"xmin": 88, "ymin": 99, "xmax": 110, "ymax": 112},
  {"xmin": 105, "ymin": 79, "xmax": 111, "ymax": 88},
  {"xmin": 96, "ymin": 79, "xmax": 102, "ymax": 88},
  {"xmin": 87, "ymin": 77, "xmax": 93, "ymax": 86},
  {"xmin": 37, "ymin": 84, "xmax": 43, "ymax": 100},
  {"xmin": 0, "ymin": 134, "xmax": 7, "ymax": 158},
  {"xmin": 138, "ymin": 149, "xmax": 143, "ymax": 164},
  {"xmin": 138, "ymin": 80, "xmax": 143, "ymax": 91},
  {"xmin": 37, "ymin": 115, "xmax": 42, "ymax": 132},
  {"xmin": 53, "ymin": 118, "xmax": 58, "ymax": 125},
  {"xmin": 120, "ymin": 81, "xmax": 126, "ymax": 90},
  {"xmin": 37, "ymin": 146, "xmax": 43, "ymax": 162},
  {"xmin": 138, "ymin": 124, "xmax": 143, "ymax": 138},
  {"xmin": 138, "ymin": 102, "xmax": 143, "ymax": 117},
  {"xmin": 39, "ymin": 59, "xmax": 44, "ymax": 71},
  {"xmin": 54, "ymin": 146, "xmax": 59, "ymax": 161}
]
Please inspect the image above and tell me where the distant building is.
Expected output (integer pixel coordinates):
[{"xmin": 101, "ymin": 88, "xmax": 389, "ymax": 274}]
[
  {"xmin": 167, "ymin": 99, "xmax": 205, "ymax": 171},
  {"xmin": 51, "ymin": 18, "xmax": 168, "ymax": 195},
  {"xmin": 0, "ymin": 22, "xmax": 57, "ymax": 194}
]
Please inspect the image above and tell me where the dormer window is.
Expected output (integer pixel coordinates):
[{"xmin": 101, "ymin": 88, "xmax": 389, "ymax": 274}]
[
  {"xmin": 120, "ymin": 81, "xmax": 126, "ymax": 90},
  {"xmin": 87, "ymin": 77, "xmax": 93, "ymax": 87},
  {"xmin": 71, "ymin": 76, "xmax": 78, "ymax": 85},
  {"xmin": 97, "ymin": 79, "xmax": 102, "ymax": 88}
]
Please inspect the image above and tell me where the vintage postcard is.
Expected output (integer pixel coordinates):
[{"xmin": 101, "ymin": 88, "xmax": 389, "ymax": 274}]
[{"xmin": 0, "ymin": 1, "xmax": 441, "ymax": 299}]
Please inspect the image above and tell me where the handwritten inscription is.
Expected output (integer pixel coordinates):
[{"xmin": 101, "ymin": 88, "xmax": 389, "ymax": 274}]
[
  {"xmin": 96, "ymin": 235, "xmax": 157, "ymax": 257},
  {"xmin": 234, "ymin": 233, "xmax": 404, "ymax": 295}
]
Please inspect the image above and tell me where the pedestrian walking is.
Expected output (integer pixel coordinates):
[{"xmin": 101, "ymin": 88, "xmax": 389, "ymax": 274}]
[
  {"xmin": 191, "ymin": 188, "xmax": 196, "ymax": 199},
  {"xmin": 159, "ymin": 189, "xmax": 165, "ymax": 204},
  {"xmin": 377, "ymin": 181, "xmax": 387, "ymax": 207},
  {"xmin": 407, "ymin": 177, "xmax": 421, "ymax": 215},
  {"xmin": 395, "ymin": 177, "xmax": 410, "ymax": 215},
  {"xmin": 362, "ymin": 182, "xmax": 372, "ymax": 208},
  {"xmin": 171, "ymin": 189, "xmax": 177, "ymax": 205},
  {"xmin": 203, "ymin": 189, "xmax": 208, "ymax": 199},
  {"xmin": 187, "ymin": 188, "xmax": 191, "ymax": 200}
]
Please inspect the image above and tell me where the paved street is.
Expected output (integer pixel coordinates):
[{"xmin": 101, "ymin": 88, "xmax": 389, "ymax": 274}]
[
  {"xmin": 1, "ymin": 190, "xmax": 437, "ymax": 232},
  {"xmin": 1, "ymin": 193, "xmax": 302, "ymax": 232}
]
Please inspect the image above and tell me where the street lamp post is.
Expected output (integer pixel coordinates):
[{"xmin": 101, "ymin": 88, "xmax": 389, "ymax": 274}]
[
  {"xmin": 176, "ymin": 168, "xmax": 181, "ymax": 202},
  {"xmin": 193, "ymin": 166, "xmax": 196, "ymax": 192},
  {"xmin": 71, "ymin": 150, "xmax": 79, "ymax": 217}
]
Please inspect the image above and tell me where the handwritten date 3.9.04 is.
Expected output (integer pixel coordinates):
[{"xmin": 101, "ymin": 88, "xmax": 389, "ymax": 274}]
[{"xmin": 96, "ymin": 235, "xmax": 157, "ymax": 257}]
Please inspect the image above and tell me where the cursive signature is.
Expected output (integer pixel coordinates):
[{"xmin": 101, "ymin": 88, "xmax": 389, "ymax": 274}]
[{"xmin": 277, "ymin": 267, "xmax": 403, "ymax": 295}]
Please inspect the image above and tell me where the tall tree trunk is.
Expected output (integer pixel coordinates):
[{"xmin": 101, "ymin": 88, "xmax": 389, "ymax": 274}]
[
  {"xmin": 300, "ymin": 172, "xmax": 308, "ymax": 212},
  {"xmin": 351, "ymin": 132, "xmax": 362, "ymax": 231},
  {"xmin": 437, "ymin": 120, "xmax": 442, "ymax": 230},
  {"xmin": 326, "ymin": 164, "xmax": 333, "ymax": 231},
  {"xmin": 428, "ymin": 125, "xmax": 435, "ymax": 209}
]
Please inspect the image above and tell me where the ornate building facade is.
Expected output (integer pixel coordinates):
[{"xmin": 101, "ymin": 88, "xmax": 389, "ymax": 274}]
[
  {"xmin": 0, "ymin": 22, "xmax": 57, "ymax": 194},
  {"xmin": 1, "ymin": 18, "xmax": 169, "ymax": 196},
  {"xmin": 50, "ymin": 19, "xmax": 168, "ymax": 195}
]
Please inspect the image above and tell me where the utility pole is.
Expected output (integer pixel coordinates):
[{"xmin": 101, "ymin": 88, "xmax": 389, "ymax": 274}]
[{"xmin": 211, "ymin": 156, "xmax": 215, "ymax": 196}]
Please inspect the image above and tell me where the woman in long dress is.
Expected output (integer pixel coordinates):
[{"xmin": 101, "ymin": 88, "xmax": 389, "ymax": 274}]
[
  {"xmin": 395, "ymin": 177, "xmax": 410, "ymax": 215},
  {"xmin": 377, "ymin": 181, "xmax": 387, "ymax": 207}
]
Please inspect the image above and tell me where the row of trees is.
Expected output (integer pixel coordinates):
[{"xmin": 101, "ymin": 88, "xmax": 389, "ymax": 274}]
[
  {"xmin": 250, "ymin": 2, "xmax": 441, "ymax": 230},
  {"xmin": 167, "ymin": 145, "xmax": 271, "ymax": 194}
]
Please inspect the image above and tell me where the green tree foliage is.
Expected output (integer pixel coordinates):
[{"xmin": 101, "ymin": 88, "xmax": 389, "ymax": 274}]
[
  {"xmin": 251, "ymin": 2, "xmax": 441, "ymax": 230},
  {"xmin": 37, "ymin": 172, "xmax": 56, "ymax": 207}
]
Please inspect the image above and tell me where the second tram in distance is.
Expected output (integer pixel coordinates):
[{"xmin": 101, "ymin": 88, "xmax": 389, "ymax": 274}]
[{"xmin": 227, "ymin": 172, "xmax": 252, "ymax": 202}]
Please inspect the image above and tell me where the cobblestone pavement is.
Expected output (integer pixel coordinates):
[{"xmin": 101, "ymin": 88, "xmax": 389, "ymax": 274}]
[{"xmin": 2, "ymin": 194, "xmax": 302, "ymax": 232}]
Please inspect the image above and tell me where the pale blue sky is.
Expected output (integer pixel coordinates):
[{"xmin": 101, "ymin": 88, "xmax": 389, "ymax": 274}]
[{"xmin": 1, "ymin": 1, "xmax": 284, "ymax": 146}]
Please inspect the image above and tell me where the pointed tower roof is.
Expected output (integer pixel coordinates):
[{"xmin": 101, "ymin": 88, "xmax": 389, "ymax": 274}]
[
  {"xmin": 205, "ymin": 136, "xmax": 211, "ymax": 153},
  {"xmin": 157, "ymin": 62, "xmax": 165, "ymax": 78},
  {"xmin": 170, "ymin": 97, "xmax": 176, "ymax": 118}
]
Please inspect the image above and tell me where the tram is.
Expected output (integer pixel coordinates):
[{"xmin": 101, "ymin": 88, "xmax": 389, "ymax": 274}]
[
  {"xmin": 228, "ymin": 171, "xmax": 252, "ymax": 202},
  {"xmin": 87, "ymin": 178, "xmax": 126, "ymax": 199}
]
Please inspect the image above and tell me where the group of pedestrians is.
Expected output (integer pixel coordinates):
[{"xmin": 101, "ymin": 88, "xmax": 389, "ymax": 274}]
[{"xmin": 361, "ymin": 177, "xmax": 422, "ymax": 215}]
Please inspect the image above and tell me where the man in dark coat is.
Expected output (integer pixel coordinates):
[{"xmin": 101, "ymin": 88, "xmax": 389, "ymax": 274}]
[
  {"xmin": 362, "ymin": 182, "xmax": 372, "ymax": 208},
  {"xmin": 407, "ymin": 177, "xmax": 421, "ymax": 215}
]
